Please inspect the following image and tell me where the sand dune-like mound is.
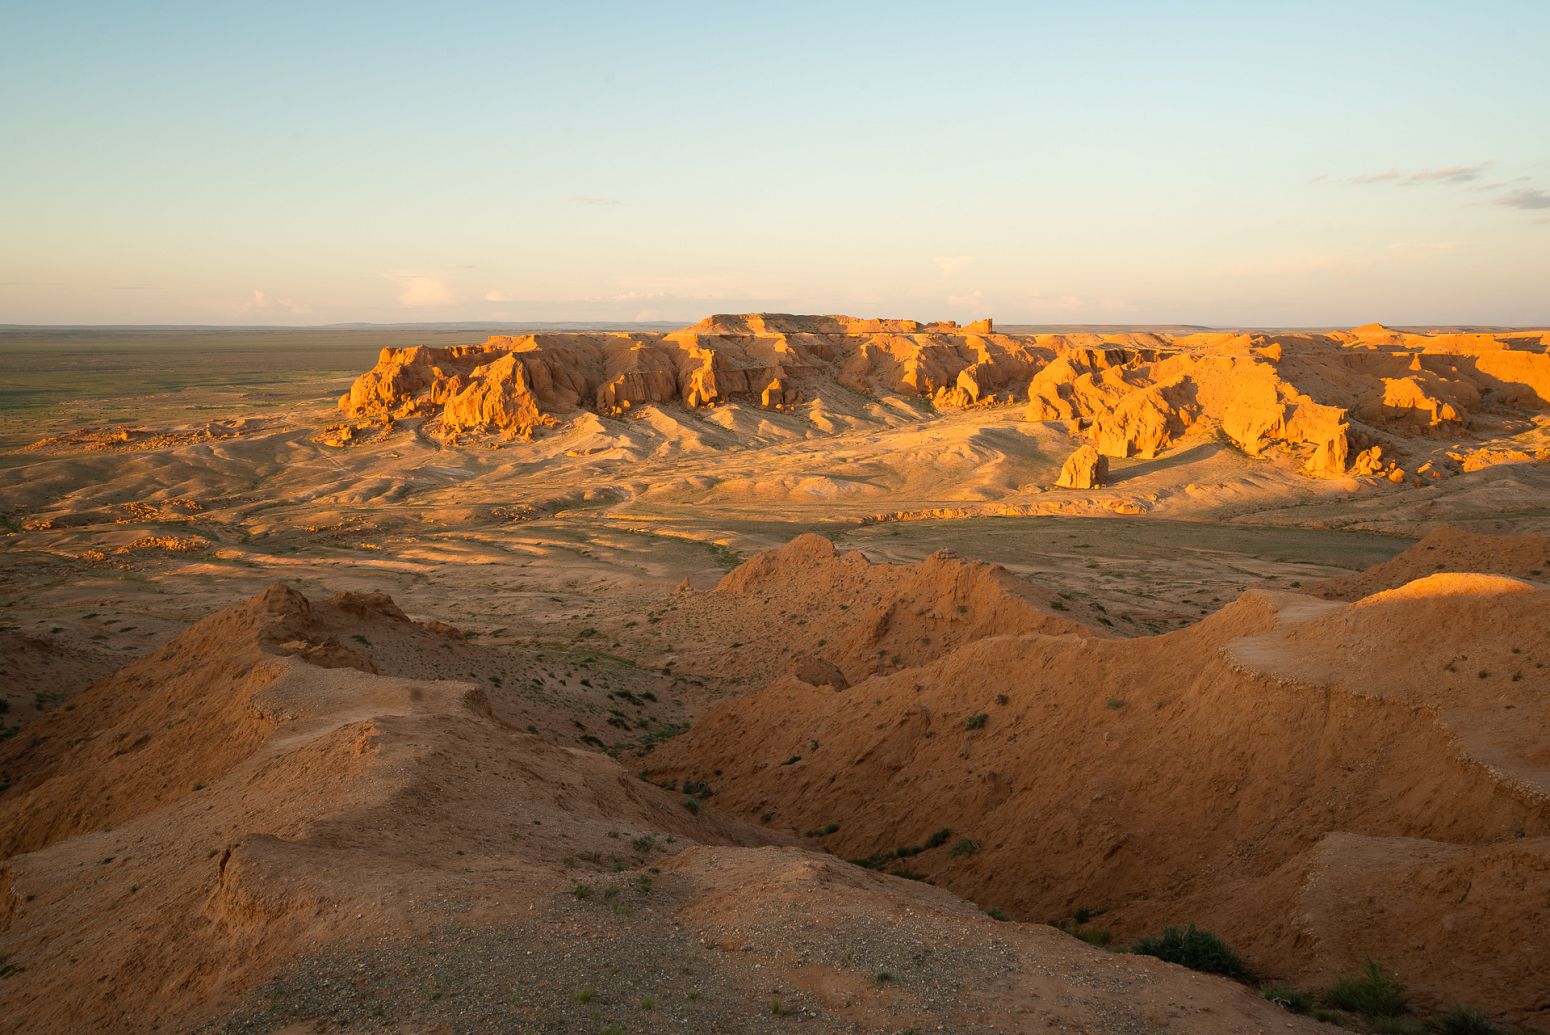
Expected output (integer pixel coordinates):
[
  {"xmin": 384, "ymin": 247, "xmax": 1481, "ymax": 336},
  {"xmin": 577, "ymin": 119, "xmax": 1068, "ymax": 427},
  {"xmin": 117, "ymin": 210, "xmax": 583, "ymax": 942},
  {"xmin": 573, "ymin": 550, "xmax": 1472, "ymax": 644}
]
[
  {"xmin": 651, "ymin": 532, "xmax": 1105, "ymax": 689},
  {"xmin": 1311, "ymin": 525, "xmax": 1550, "ymax": 599},
  {"xmin": 646, "ymin": 542, "xmax": 1550, "ymax": 1024},
  {"xmin": 334, "ymin": 314, "xmax": 1550, "ymax": 487}
]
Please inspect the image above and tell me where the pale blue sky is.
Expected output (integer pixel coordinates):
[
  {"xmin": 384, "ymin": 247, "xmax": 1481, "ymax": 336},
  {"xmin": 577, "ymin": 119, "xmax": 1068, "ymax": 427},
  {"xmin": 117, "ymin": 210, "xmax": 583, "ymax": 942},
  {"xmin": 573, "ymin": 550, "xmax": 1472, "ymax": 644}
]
[{"xmin": 2, "ymin": 1, "xmax": 1547, "ymax": 326}]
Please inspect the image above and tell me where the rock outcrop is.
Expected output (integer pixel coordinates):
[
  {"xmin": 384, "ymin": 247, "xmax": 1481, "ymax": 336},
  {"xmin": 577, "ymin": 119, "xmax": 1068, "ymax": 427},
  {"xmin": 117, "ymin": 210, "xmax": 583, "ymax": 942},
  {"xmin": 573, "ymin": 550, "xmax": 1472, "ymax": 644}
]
[{"xmin": 337, "ymin": 315, "xmax": 1550, "ymax": 482}]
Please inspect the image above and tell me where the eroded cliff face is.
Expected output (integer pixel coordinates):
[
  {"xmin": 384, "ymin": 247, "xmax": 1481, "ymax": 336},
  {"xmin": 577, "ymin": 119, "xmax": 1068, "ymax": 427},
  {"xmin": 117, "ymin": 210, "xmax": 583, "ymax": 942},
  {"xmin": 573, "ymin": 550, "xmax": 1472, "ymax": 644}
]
[
  {"xmin": 337, "ymin": 315, "xmax": 1038, "ymax": 437},
  {"xmin": 337, "ymin": 314, "xmax": 1550, "ymax": 479}
]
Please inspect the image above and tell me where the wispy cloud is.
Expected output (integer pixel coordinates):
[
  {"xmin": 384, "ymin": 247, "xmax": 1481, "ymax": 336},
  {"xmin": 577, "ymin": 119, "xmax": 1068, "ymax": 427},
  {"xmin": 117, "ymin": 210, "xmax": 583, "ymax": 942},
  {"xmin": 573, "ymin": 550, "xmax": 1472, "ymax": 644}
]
[
  {"xmin": 384, "ymin": 274, "xmax": 455, "ymax": 307},
  {"xmin": 1495, "ymin": 187, "xmax": 1550, "ymax": 210},
  {"xmin": 484, "ymin": 289, "xmax": 513, "ymax": 303},
  {"xmin": 1387, "ymin": 241, "xmax": 1465, "ymax": 253},
  {"xmin": 240, "ymin": 289, "xmax": 311, "ymax": 315},
  {"xmin": 1328, "ymin": 161, "xmax": 1493, "ymax": 187}
]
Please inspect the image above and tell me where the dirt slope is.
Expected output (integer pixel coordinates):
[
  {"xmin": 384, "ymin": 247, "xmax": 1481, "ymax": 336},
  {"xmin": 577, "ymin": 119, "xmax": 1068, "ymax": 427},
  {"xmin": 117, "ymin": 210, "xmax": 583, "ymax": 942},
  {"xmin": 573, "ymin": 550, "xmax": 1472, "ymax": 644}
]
[
  {"xmin": 647, "ymin": 541, "xmax": 1550, "ymax": 1027},
  {"xmin": 0, "ymin": 583, "xmax": 1327, "ymax": 1035}
]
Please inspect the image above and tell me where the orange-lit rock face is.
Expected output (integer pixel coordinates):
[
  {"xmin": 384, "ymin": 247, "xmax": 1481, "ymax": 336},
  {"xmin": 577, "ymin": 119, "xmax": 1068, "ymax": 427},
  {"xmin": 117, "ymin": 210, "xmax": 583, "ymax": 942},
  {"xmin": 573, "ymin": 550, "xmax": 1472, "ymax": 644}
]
[
  {"xmin": 1054, "ymin": 443, "xmax": 1108, "ymax": 489},
  {"xmin": 339, "ymin": 314, "xmax": 1549, "ymax": 479}
]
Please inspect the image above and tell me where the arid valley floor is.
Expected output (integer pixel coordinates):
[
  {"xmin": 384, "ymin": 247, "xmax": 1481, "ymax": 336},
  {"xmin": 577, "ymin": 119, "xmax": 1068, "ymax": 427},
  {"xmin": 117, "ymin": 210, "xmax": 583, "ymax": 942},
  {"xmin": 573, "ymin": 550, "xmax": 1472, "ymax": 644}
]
[{"xmin": 2, "ymin": 315, "xmax": 1549, "ymax": 1034}]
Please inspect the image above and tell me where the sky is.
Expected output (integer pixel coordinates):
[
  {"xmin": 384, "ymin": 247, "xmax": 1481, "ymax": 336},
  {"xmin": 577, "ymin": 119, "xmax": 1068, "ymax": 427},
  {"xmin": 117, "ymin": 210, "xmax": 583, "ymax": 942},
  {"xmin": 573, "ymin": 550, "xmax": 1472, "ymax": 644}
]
[{"xmin": 2, "ymin": 0, "xmax": 1548, "ymax": 327}]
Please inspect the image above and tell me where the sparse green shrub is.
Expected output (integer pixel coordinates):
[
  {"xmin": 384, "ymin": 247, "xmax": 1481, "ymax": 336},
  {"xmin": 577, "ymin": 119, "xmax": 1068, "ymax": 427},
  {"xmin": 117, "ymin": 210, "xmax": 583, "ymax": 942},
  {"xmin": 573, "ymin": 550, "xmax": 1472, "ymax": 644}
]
[
  {"xmin": 949, "ymin": 837, "xmax": 978, "ymax": 857},
  {"xmin": 964, "ymin": 713, "xmax": 988, "ymax": 730},
  {"xmin": 986, "ymin": 907, "xmax": 1010, "ymax": 921},
  {"xmin": 573, "ymin": 984, "xmax": 596, "ymax": 1003},
  {"xmin": 1326, "ymin": 960, "xmax": 1406, "ymax": 1017},
  {"xmin": 926, "ymin": 828, "xmax": 952, "ymax": 848},
  {"xmin": 1131, "ymin": 925, "xmax": 1250, "ymax": 981},
  {"xmin": 571, "ymin": 882, "xmax": 593, "ymax": 900},
  {"xmin": 1071, "ymin": 927, "xmax": 1112, "ymax": 947}
]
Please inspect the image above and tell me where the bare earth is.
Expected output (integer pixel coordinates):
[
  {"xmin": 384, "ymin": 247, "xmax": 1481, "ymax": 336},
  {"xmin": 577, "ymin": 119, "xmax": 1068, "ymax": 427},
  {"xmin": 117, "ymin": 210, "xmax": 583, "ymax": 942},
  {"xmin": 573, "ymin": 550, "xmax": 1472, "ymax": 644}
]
[{"xmin": 1, "ymin": 314, "xmax": 1548, "ymax": 1034}]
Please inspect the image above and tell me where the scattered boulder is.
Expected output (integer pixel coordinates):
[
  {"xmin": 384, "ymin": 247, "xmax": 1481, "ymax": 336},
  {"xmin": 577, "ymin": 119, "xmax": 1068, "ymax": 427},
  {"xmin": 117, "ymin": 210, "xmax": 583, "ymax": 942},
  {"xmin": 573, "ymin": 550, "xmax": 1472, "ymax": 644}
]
[{"xmin": 1054, "ymin": 443, "xmax": 1108, "ymax": 489}]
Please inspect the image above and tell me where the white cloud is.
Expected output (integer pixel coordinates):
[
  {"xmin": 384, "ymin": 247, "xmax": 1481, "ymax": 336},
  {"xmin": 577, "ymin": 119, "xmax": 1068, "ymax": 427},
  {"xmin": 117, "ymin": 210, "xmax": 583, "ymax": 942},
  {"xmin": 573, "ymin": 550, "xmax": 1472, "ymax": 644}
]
[
  {"xmin": 239, "ymin": 289, "xmax": 311, "ymax": 315},
  {"xmin": 484, "ymin": 289, "xmax": 513, "ymax": 302},
  {"xmin": 385, "ymin": 274, "xmax": 455, "ymax": 307},
  {"xmin": 934, "ymin": 255, "xmax": 976, "ymax": 277}
]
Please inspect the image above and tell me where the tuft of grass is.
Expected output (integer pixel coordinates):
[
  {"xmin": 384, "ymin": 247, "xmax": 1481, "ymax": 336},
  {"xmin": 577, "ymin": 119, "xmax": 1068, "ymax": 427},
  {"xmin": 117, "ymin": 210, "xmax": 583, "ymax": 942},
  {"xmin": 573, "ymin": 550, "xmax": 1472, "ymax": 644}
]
[
  {"xmin": 572, "ymin": 984, "xmax": 596, "ymax": 1003},
  {"xmin": 925, "ymin": 828, "xmax": 952, "ymax": 848},
  {"xmin": 1131, "ymin": 925, "xmax": 1250, "ymax": 981},
  {"xmin": 770, "ymin": 998, "xmax": 794, "ymax": 1016},
  {"xmin": 985, "ymin": 907, "xmax": 1010, "ymax": 921},
  {"xmin": 949, "ymin": 837, "xmax": 978, "ymax": 857},
  {"xmin": 1430, "ymin": 1007, "xmax": 1499, "ymax": 1034},
  {"xmin": 964, "ymin": 713, "xmax": 988, "ymax": 731},
  {"xmin": 571, "ymin": 882, "xmax": 594, "ymax": 900},
  {"xmin": 1326, "ymin": 960, "xmax": 1406, "ymax": 1018},
  {"xmin": 874, "ymin": 970, "xmax": 894, "ymax": 984},
  {"xmin": 1105, "ymin": 696, "xmax": 1126, "ymax": 710},
  {"xmin": 1261, "ymin": 984, "xmax": 1313, "ymax": 1014}
]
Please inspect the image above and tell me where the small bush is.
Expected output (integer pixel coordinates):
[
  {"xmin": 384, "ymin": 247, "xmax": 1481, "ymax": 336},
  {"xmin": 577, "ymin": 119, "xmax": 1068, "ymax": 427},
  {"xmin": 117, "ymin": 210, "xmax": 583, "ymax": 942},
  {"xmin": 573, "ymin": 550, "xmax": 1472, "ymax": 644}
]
[
  {"xmin": 1431, "ymin": 1007, "xmax": 1498, "ymax": 1034},
  {"xmin": 1131, "ymin": 925, "xmax": 1250, "ymax": 981},
  {"xmin": 949, "ymin": 837, "xmax": 978, "ymax": 857},
  {"xmin": 964, "ymin": 713, "xmax": 988, "ymax": 731},
  {"xmin": 1261, "ymin": 984, "xmax": 1313, "ymax": 1014},
  {"xmin": 986, "ymin": 907, "xmax": 1010, "ymax": 921},
  {"xmin": 926, "ymin": 827, "xmax": 952, "ymax": 848},
  {"xmin": 1326, "ymin": 960, "xmax": 1406, "ymax": 1017}
]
